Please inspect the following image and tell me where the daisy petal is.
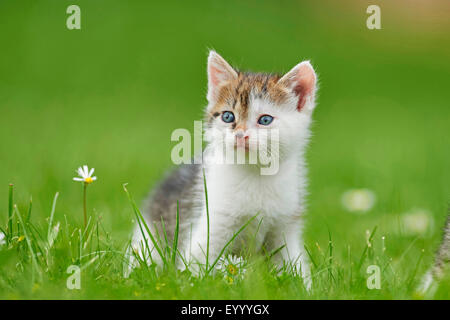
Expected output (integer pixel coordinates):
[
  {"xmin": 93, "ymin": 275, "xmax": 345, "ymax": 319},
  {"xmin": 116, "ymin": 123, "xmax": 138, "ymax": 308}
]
[
  {"xmin": 77, "ymin": 167, "xmax": 84, "ymax": 177},
  {"xmin": 92, "ymin": 176, "xmax": 97, "ymax": 181},
  {"xmin": 73, "ymin": 177, "xmax": 84, "ymax": 181},
  {"xmin": 83, "ymin": 165, "xmax": 89, "ymax": 177},
  {"xmin": 89, "ymin": 167, "xmax": 95, "ymax": 177}
]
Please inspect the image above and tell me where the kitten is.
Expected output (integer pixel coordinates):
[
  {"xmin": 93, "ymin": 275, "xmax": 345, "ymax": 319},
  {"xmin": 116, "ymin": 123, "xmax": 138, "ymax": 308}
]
[{"xmin": 129, "ymin": 51, "xmax": 318, "ymax": 289}]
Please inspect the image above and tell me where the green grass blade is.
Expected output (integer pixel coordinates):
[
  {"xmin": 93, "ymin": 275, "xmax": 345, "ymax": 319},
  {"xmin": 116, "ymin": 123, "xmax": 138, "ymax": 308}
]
[
  {"xmin": 202, "ymin": 168, "xmax": 210, "ymax": 272},
  {"xmin": 79, "ymin": 228, "xmax": 83, "ymax": 263},
  {"xmin": 327, "ymin": 227, "xmax": 334, "ymax": 282},
  {"xmin": 26, "ymin": 196, "xmax": 32, "ymax": 223},
  {"xmin": 152, "ymin": 221, "xmax": 165, "ymax": 259},
  {"xmin": 14, "ymin": 205, "xmax": 42, "ymax": 283},
  {"xmin": 47, "ymin": 192, "xmax": 59, "ymax": 241},
  {"xmin": 268, "ymin": 244, "xmax": 286, "ymax": 260},
  {"xmin": 123, "ymin": 183, "xmax": 167, "ymax": 266},
  {"xmin": 134, "ymin": 211, "xmax": 153, "ymax": 266},
  {"xmin": 171, "ymin": 200, "xmax": 180, "ymax": 266},
  {"xmin": 8, "ymin": 184, "xmax": 14, "ymax": 241},
  {"xmin": 160, "ymin": 216, "xmax": 170, "ymax": 257},
  {"xmin": 407, "ymin": 248, "xmax": 425, "ymax": 288},
  {"xmin": 357, "ymin": 226, "xmax": 377, "ymax": 271},
  {"xmin": 304, "ymin": 244, "xmax": 317, "ymax": 269}
]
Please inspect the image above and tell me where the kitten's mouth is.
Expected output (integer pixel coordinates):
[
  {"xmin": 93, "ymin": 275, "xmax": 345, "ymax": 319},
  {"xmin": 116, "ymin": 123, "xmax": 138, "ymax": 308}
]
[
  {"xmin": 235, "ymin": 139, "xmax": 250, "ymax": 151},
  {"xmin": 235, "ymin": 144, "xmax": 250, "ymax": 151}
]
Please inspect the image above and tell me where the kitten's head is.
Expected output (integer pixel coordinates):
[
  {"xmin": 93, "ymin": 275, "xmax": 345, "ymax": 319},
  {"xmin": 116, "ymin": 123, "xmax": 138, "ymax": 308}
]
[{"xmin": 204, "ymin": 51, "xmax": 317, "ymax": 165}]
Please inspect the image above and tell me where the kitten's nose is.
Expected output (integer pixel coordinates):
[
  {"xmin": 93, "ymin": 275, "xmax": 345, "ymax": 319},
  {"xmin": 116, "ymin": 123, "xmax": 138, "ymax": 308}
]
[
  {"xmin": 235, "ymin": 132, "xmax": 249, "ymax": 140},
  {"xmin": 235, "ymin": 131, "xmax": 250, "ymax": 149}
]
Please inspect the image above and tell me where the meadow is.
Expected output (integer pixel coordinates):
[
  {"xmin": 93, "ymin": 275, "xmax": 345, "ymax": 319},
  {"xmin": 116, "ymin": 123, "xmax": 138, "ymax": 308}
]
[{"xmin": 0, "ymin": 0, "xmax": 449, "ymax": 299}]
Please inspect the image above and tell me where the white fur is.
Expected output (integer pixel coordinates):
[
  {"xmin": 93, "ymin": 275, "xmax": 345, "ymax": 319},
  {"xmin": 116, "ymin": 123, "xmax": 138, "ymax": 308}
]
[{"xmin": 188, "ymin": 91, "xmax": 315, "ymax": 289}]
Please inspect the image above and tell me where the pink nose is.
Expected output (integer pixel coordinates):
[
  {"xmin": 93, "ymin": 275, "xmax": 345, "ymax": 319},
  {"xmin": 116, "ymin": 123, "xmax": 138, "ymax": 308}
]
[
  {"xmin": 236, "ymin": 132, "xmax": 249, "ymax": 140},
  {"xmin": 236, "ymin": 133, "xmax": 249, "ymax": 148}
]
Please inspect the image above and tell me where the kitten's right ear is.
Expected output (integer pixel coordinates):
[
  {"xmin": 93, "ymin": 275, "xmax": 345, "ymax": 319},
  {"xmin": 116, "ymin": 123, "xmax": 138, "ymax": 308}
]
[{"xmin": 207, "ymin": 51, "xmax": 238, "ymax": 103}]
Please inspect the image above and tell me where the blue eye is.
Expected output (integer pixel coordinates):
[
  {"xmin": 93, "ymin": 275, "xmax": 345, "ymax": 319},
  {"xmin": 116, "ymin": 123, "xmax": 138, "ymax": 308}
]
[
  {"xmin": 258, "ymin": 115, "xmax": 274, "ymax": 125},
  {"xmin": 222, "ymin": 111, "xmax": 235, "ymax": 123}
]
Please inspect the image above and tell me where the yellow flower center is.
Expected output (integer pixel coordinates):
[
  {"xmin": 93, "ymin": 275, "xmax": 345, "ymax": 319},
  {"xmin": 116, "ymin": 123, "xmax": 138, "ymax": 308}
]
[
  {"xmin": 227, "ymin": 264, "xmax": 238, "ymax": 275},
  {"xmin": 84, "ymin": 177, "xmax": 93, "ymax": 184}
]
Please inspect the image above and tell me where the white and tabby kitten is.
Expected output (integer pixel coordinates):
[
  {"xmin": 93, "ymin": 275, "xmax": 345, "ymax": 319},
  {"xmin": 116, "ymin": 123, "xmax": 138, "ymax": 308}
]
[{"xmin": 129, "ymin": 51, "xmax": 318, "ymax": 289}]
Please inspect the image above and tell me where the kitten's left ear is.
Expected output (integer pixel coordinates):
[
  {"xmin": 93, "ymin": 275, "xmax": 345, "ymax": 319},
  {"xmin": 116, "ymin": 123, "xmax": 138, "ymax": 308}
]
[
  {"xmin": 207, "ymin": 51, "xmax": 238, "ymax": 103},
  {"xmin": 278, "ymin": 61, "xmax": 317, "ymax": 112}
]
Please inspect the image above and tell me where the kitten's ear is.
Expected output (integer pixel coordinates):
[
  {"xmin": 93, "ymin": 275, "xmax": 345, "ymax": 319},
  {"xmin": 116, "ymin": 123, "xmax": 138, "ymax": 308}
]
[
  {"xmin": 207, "ymin": 51, "xmax": 238, "ymax": 103},
  {"xmin": 278, "ymin": 61, "xmax": 317, "ymax": 112}
]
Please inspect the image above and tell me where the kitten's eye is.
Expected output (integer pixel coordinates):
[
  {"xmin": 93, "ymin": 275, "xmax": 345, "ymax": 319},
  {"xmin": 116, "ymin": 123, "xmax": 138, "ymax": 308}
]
[
  {"xmin": 258, "ymin": 115, "xmax": 274, "ymax": 126},
  {"xmin": 222, "ymin": 111, "xmax": 235, "ymax": 123}
]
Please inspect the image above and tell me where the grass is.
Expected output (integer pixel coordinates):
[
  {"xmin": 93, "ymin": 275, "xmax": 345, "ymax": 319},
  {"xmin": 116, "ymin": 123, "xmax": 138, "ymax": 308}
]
[
  {"xmin": 0, "ymin": 0, "xmax": 449, "ymax": 299},
  {"xmin": 1, "ymin": 182, "xmax": 449, "ymax": 299}
]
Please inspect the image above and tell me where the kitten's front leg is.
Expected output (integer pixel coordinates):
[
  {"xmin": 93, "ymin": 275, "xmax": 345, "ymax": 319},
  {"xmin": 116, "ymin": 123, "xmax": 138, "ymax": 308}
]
[
  {"xmin": 185, "ymin": 212, "xmax": 234, "ymax": 276},
  {"xmin": 271, "ymin": 221, "xmax": 312, "ymax": 290}
]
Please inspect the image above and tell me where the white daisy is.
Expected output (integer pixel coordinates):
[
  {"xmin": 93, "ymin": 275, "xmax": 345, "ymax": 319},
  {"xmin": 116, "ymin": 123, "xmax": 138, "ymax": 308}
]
[
  {"xmin": 216, "ymin": 255, "xmax": 247, "ymax": 283},
  {"xmin": 73, "ymin": 165, "xmax": 97, "ymax": 184}
]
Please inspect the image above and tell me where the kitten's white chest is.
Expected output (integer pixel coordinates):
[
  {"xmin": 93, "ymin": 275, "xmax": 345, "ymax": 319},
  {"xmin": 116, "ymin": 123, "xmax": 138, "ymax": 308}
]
[{"xmin": 205, "ymin": 159, "xmax": 303, "ymax": 222}]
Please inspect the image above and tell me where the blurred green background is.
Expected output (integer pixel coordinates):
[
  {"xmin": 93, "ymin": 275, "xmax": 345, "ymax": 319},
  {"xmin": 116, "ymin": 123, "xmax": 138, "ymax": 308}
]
[{"xmin": 0, "ymin": 0, "xmax": 449, "ymax": 297}]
